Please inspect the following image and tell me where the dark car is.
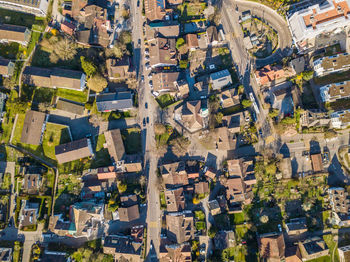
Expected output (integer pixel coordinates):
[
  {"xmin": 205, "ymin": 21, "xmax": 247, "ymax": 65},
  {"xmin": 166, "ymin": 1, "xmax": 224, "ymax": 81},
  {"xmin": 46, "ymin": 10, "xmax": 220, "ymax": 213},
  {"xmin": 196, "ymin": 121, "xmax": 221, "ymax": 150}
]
[
  {"xmin": 138, "ymin": 39, "xmax": 141, "ymax": 45},
  {"xmin": 137, "ymin": 0, "xmax": 140, "ymax": 6},
  {"xmin": 143, "ymin": 118, "xmax": 146, "ymax": 127},
  {"xmin": 141, "ymin": 75, "xmax": 144, "ymax": 82},
  {"xmin": 145, "ymin": 102, "xmax": 148, "ymax": 109},
  {"xmin": 146, "ymin": 117, "xmax": 149, "ymax": 123}
]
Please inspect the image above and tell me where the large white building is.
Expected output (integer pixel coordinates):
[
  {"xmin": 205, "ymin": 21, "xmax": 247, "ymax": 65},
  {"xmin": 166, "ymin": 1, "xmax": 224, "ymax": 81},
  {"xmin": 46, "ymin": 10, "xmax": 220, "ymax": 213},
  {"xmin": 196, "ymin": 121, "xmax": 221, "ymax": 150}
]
[
  {"xmin": 313, "ymin": 53, "xmax": 350, "ymax": 77},
  {"xmin": 331, "ymin": 110, "xmax": 350, "ymax": 128},
  {"xmin": 288, "ymin": 0, "xmax": 350, "ymax": 52},
  {"xmin": 320, "ymin": 80, "xmax": 350, "ymax": 102}
]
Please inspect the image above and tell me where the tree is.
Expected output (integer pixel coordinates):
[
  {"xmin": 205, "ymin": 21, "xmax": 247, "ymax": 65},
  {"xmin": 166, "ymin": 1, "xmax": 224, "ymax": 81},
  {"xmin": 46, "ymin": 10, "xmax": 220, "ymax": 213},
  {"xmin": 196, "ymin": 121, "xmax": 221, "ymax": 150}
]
[
  {"xmin": 53, "ymin": 38, "xmax": 77, "ymax": 61},
  {"xmin": 242, "ymin": 99, "xmax": 252, "ymax": 108},
  {"xmin": 302, "ymin": 70, "xmax": 314, "ymax": 81},
  {"xmin": 238, "ymin": 84, "xmax": 244, "ymax": 94},
  {"xmin": 260, "ymin": 215, "xmax": 269, "ymax": 223},
  {"xmin": 122, "ymin": 8, "xmax": 130, "ymax": 19},
  {"xmin": 120, "ymin": 31, "xmax": 132, "ymax": 45},
  {"xmin": 268, "ymin": 108, "xmax": 279, "ymax": 119},
  {"xmin": 208, "ymin": 226, "xmax": 218, "ymax": 238},
  {"xmin": 193, "ymin": 197, "xmax": 200, "ymax": 204},
  {"xmin": 87, "ymin": 73, "xmax": 107, "ymax": 93},
  {"xmin": 215, "ymin": 112, "xmax": 224, "ymax": 125},
  {"xmin": 176, "ymin": 38, "xmax": 185, "ymax": 49},
  {"xmin": 265, "ymin": 163, "xmax": 276, "ymax": 176},
  {"xmin": 80, "ymin": 56, "xmax": 97, "ymax": 77},
  {"xmin": 3, "ymin": 77, "xmax": 16, "ymax": 89},
  {"xmin": 118, "ymin": 182, "xmax": 127, "ymax": 193},
  {"xmin": 170, "ymin": 136, "xmax": 190, "ymax": 156}
]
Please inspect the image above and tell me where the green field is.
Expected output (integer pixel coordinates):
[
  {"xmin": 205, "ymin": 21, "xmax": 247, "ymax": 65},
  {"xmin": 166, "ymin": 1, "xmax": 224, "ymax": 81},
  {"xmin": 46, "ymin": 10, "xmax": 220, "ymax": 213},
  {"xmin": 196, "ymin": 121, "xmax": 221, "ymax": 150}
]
[
  {"xmin": 0, "ymin": 8, "xmax": 44, "ymax": 28},
  {"xmin": 56, "ymin": 88, "xmax": 88, "ymax": 103}
]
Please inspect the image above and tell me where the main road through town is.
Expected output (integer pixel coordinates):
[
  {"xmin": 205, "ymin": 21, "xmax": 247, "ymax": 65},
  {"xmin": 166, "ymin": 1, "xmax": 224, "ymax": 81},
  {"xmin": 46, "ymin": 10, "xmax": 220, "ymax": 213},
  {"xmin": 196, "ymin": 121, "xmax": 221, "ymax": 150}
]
[{"xmin": 130, "ymin": 0, "xmax": 161, "ymax": 260}]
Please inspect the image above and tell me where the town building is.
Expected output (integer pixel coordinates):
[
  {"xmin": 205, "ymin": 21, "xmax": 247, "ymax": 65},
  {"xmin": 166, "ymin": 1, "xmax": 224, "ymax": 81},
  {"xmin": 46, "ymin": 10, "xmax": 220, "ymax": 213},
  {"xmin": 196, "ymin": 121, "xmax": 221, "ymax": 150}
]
[
  {"xmin": 223, "ymin": 112, "xmax": 245, "ymax": 134},
  {"xmin": 22, "ymin": 173, "xmax": 42, "ymax": 194},
  {"xmin": 23, "ymin": 67, "xmax": 86, "ymax": 91},
  {"xmin": 106, "ymin": 56, "xmax": 133, "ymax": 80},
  {"xmin": 313, "ymin": 53, "xmax": 350, "ymax": 77},
  {"xmin": 194, "ymin": 181, "xmax": 209, "ymax": 195},
  {"xmin": 298, "ymin": 237, "xmax": 329, "ymax": 261},
  {"xmin": 329, "ymin": 187, "xmax": 350, "ymax": 214},
  {"xmin": 149, "ymin": 37, "xmax": 177, "ymax": 68},
  {"xmin": 0, "ymin": 0, "xmax": 49, "ymax": 16},
  {"xmin": 103, "ymin": 234, "xmax": 143, "ymax": 261},
  {"xmin": 56, "ymin": 98, "xmax": 85, "ymax": 115},
  {"xmin": 287, "ymin": 0, "xmax": 350, "ymax": 52},
  {"xmin": 175, "ymin": 100, "xmax": 209, "ymax": 133},
  {"xmin": 186, "ymin": 34, "xmax": 199, "ymax": 51},
  {"xmin": 152, "ymin": 72, "xmax": 189, "ymax": 98},
  {"xmin": 55, "ymin": 138, "xmax": 94, "ymax": 164},
  {"xmin": 160, "ymin": 161, "xmax": 189, "ymax": 188},
  {"xmin": 290, "ymin": 56, "xmax": 306, "ymax": 74},
  {"xmin": 119, "ymin": 194, "xmax": 140, "ymax": 222},
  {"xmin": 166, "ymin": 211, "xmax": 194, "ymax": 243},
  {"xmin": 214, "ymin": 231, "xmax": 236, "ymax": 250},
  {"xmin": 300, "ymin": 110, "xmax": 331, "ymax": 129},
  {"xmin": 20, "ymin": 110, "xmax": 48, "ymax": 145},
  {"xmin": 159, "ymin": 241, "xmax": 191, "ymax": 262},
  {"xmin": 331, "ymin": 110, "xmax": 350, "ymax": 128},
  {"xmin": 258, "ymin": 233, "xmax": 285, "ymax": 262},
  {"xmin": 210, "ymin": 70, "xmax": 233, "ymax": 90},
  {"xmin": 19, "ymin": 200, "xmax": 39, "ymax": 229},
  {"xmin": 104, "ymin": 129, "xmax": 126, "ymax": 163},
  {"xmin": 255, "ymin": 65, "xmax": 291, "ymax": 87},
  {"xmin": 145, "ymin": 0, "xmax": 166, "ymax": 22},
  {"xmin": 285, "ymin": 217, "xmax": 308, "ymax": 235},
  {"xmin": 96, "ymin": 91, "xmax": 133, "ymax": 112},
  {"xmin": 311, "ymin": 153, "xmax": 323, "ymax": 173},
  {"xmin": 320, "ymin": 80, "xmax": 350, "ymax": 102},
  {"xmin": 0, "ymin": 24, "xmax": 31, "ymax": 46},
  {"xmin": 165, "ymin": 187, "xmax": 185, "ymax": 212},
  {"xmin": 208, "ymin": 199, "xmax": 221, "ymax": 215},
  {"xmin": 0, "ymin": 58, "xmax": 14, "ymax": 78},
  {"xmin": 0, "ymin": 247, "xmax": 12, "ymax": 262},
  {"xmin": 148, "ymin": 23, "xmax": 180, "ymax": 38},
  {"xmin": 219, "ymin": 88, "xmax": 240, "ymax": 109}
]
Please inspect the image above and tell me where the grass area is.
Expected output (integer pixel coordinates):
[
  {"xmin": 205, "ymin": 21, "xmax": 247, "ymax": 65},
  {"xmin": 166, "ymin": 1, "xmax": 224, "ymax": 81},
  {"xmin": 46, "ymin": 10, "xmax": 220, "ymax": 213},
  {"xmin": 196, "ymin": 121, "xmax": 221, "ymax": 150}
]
[
  {"xmin": 56, "ymin": 88, "xmax": 88, "ymax": 103},
  {"xmin": 230, "ymin": 212, "xmax": 245, "ymax": 225},
  {"xmin": 90, "ymin": 134, "xmax": 111, "ymax": 168},
  {"xmin": 178, "ymin": 2, "xmax": 206, "ymax": 20},
  {"xmin": 121, "ymin": 128, "xmax": 141, "ymax": 154},
  {"xmin": 0, "ymin": 173, "xmax": 11, "ymax": 190},
  {"xmin": 323, "ymin": 234, "xmax": 339, "ymax": 262},
  {"xmin": 156, "ymin": 94, "xmax": 176, "ymax": 109},
  {"xmin": 0, "ymin": 42, "xmax": 20, "ymax": 59},
  {"xmin": 195, "ymin": 221, "xmax": 206, "ymax": 230},
  {"xmin": 314, "ymin": 70, "xmax": 350, "ymax": 86},
  {"xmin": 0, "ymin": 8, "xmax": 44, "ymax": 28},
  {"xmin": 307, "ymin": 256, "xmax": 331, "ymax": 262},
  {"xmin": 12, "ymin": 116, "xmax": 71, "ymax": 164},
  {"xmin": 160, "ymin": 191, "xmax": 166, "ymax": 210},
  {"xmin": 32, "ymin": 87, "xmax": 56, "ymax": 105},
  {"xmin": 235, "ymin": 224, "xmax": 248, "ymax": 241},
  {"xmin": 26, "ymin": 31, "xmax": 41, "ymax": 57},
  {"xmin": 195, "ymin": 210, "xmax": 205, "ymax": 221}
]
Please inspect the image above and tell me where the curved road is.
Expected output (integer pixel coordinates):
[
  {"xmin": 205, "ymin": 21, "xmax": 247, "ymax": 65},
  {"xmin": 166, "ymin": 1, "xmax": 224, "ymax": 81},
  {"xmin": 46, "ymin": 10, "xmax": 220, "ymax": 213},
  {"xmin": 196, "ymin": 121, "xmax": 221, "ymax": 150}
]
[{"xmin": 234, "ymin": 0, "xmax": 293, "ymax": 67}]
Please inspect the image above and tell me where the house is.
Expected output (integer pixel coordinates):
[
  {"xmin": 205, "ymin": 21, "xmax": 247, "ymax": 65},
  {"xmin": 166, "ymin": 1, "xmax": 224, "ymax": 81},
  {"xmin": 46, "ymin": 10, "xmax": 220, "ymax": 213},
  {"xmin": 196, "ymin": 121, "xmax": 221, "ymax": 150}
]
[
  {"xmin": 208, "ymin": 199, "xmax": 221, "ymax": 215},
  {"xmin": 104, "ymin": 129, "xmax": 125, "ymax": 163},
  {"xmin": 206, "ymin": 26, "xmax": 219, "ymax": 46},
  {"xmin": 313, "ymin": 53, "xmax": 350, "ymax": 77},
  {"xmin": 227, "ymin": 158, "xmax": 255, "ymax": 180},
  {"xmin": 23, "ymin": 67, "xmax": 86, "ymax": 91},
  {"xmin": 0, "ymin": 58, "xmax": 14, "ymax": 77},
  {"xmin": 285, "ymin": 246, "xmax": 302, "ymax": 262},
  {"xmin": 160, "ymin": 162, "xmax": 188, "ymax": 188},
  {"xmin": 214, "ymin": 231, "xmax": 236, "ymax": 250},
  {"xmin": 186, "ymin": 34, "xmax": 199, "ymax": 51},
  {"xmin": 288, "ymin": 0, "xmax": 350, "ymax": 52},
  {"xmin": 119, "ymin": 194, "xmax": 140, "ymax": 222},
  {"xmin": 74, "ymin": 3, "xmax": 111, "ymax": 48},
  {"xmin": 185, "ymin": 161, "xmax": 200, "ymax": 180},
  {"xmin": 159, "ymin": 241, "xmax": 191, "ymax": 262},
  {"xmin": 290, "ymin": 56, "xmax": 305, "ymax": 74},
  {"xmin": 55, "ymin": 138, "xmax": 94, "ymax": 164},
  {"xmin": 0, "ymin": 0, "xmax": 49, "ymax": 16},
  {"xmin": 311, "ymin": 153, "xmax": 323, "ymax": 173},
  {"xmin": 328, "ymin": 187, "xmax": 350, "ymax": 214},
  {"xmin": 298, "ymin": 237, "xmax": 329, "ymax": 261},
  {"xmin": 149, "ymin": 37, "xmax": 177, "ymax": 68},
  {"xmin": 223, "ymin": 112, "xmax": 244, "ymax": 134},
  {"xmin": 195, "ymin": 181, "xmax": 209, "ymax": 195},
  {"xmin": 22, "ymin": 173, "xmax": 42, "ymax": 194},
  {"xmin": 210, "ymin": 70, "xmax": 232, "ymax": 90},
  {"xmin": 19, "ymin": 200, "xmax": 39, "ymax": 229},
  {"xmin": 166, "ymin": 0, "xmax": 183, "ymax": 5},
  {"xmin": 56, "ymin": 98, "xmax": 85, "ymax": 115},
  {"xmin": 225, "ymin": 177, "xmax": 250, "ymax": 208},
  {"xmin": 97, "ymin": 166, "xmax": 117, "ymax": 180},
  {"xmin": 149, "ymin": 23, "xmax": 180, "ymax": 38},
  {"xmin": 213, "ymin": 126, "xmax": 231, "ymax": 150},
  {"xmin": 204, "ymin": 168, "xmax": 216, "ymax": 181},
  {"xmin": 0, "ymin": 24, "xmax": 31, "ymax": 45},
  {"xmin": 96, "ymin": 92, "xmax": 133, "ymax": 112},
  {"xmin": 270, "ymin": 85, "xmax": 297, "ymax": 117},
  {"xmin": 60, "ymin": 21, "xmax": 76, "ymax": 36},
  {"xmin": 331, "ymin": 110, "xmax": 350, "ymax": 129},
  {"xmin": 145, "ymin": 0, "xmax": 166, "ymax": 21},
  {"xmin": 255, "ymin": 65, "xmax": 286, "ymax": 86},
  {"xmin": 285, "ymin": 217, "xmax": 308, "ymax": 235},
  {"xmin": 0, "ymin": 248, "xmax": 11, "ymax": 262},
  {"xmin": 152, "ymin": 72, "xmax": 189, "ymax": 98},
  {"xmin": 21, "ymin": 110, "xmax": 47, "ymax": 145},
  {"xmin": 320, "ymin": 80, "xmax": 350, "ymax": 102},
  {"xmin": 338, "ymin": 245, "xmax": 350, "ymax": 262},
  {"xmin": 106, "ymin": 56, "xmax": 133, "ymax": 80},
  {"xmin": 166, "ymin": 211, "xmax": 194, "ymax": 243},
  {"xmin": 258, "ymin": 233, "xmax": 285, "ymax": 262},
  {"xmin": 165, "ymin": 187, "xmax": 185, "ymax": 212},
  {"xmin": 176, "ymin": 100, "xmax": 208, "ymax": 133},
  {"xmin": 300, "ymin": 110, "xmax": 330, "ymax": 128},
  {"xmin": 103, "ymin": 235, "xmax": 142, "ymax": 262},
  {"xmin": 219, "ymin": 88, "xmax": 240, "ymax": 109}
]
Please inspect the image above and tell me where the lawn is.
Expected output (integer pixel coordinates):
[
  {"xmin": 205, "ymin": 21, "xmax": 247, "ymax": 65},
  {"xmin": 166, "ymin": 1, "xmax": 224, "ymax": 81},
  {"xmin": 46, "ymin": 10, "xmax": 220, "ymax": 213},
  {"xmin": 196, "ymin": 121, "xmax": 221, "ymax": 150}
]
[
  {"xmin": 0, "ymin": 42, "xmax": 20, "ymax": 59},
  {"xmin": 121, "ymin": 128, "xmax": 142, "ymax": 154},
  {"xmin": 178, "ymin": 2, "xmax": 206, "ymax": 20},
  {"xmin": 156, "ymin": 94, "xmax": 176, "ymax": 108},
  {"xmin": 230, "ymin": 212, "xmax": 245, "ymax": 225},
  {"xmin": 0, "ymin": 173, "xmax": 11, "ymax": 190},
  {"xmin": 56, "ymin": 88, "xmax": 88, "ymax": 104},
  {"xmin": 32, "ymin": 87, "xmax": 55, "ymax": 105},
  {"xmin": 90, "ymin": 134, "xmax": 111, "ymax": 168},
  {"xmin": 195, "ymin": 210, "xmax": 205, "ymax": 221},
  {"xmin": 323, "ymin": 234, "xmax": 339, "ymax": 262},
  {"xmin": 160, "ymin": 191, "xmax": 166, "ymax": 210},
  {"xmin": 0, "ymin": 8, "xmax": 44, "ymax": 28}
]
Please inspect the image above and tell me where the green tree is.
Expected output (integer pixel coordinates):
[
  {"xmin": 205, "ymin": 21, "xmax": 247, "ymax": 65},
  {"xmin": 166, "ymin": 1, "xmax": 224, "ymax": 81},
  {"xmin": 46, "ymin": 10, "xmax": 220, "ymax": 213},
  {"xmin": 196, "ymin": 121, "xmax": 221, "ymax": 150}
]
[
  {"xmin": 265, "ymin": 163, "xmax": 276, "ymax": 176},
  {"xmin": 215, "ymin": 112, "xmax": 224, "ymax": 125},
  {"xmin": 242, "ymin": 99, "xmax": 252, "ymax": 108},
  {"xmin": 208, "ymin": 226, "xmax": 218, "ymax": 238},
  {"xmin": 80, "ymin": 56, "xmax": 97, "ymax": 77},
  {"xmin": 176, "ymin": 37, "xmax": 185, "ymax": 49},
  {"xmin": 120, "ymin": 31, "xmax": 132, "ymax": 45},
  {"xmin": 118, "ymin": 182, "xmax": 127, "ymax": 193},
  {"xmin": 302, "ymin": 70, "xmax": 314, "ymax": 81},
  {"xmin": 268, "ymin": 108, "xmax": 279, "ymax": 118},
  {"xmin": 87, "ymin": 73, "xmax": 107, "ymax": 93}
]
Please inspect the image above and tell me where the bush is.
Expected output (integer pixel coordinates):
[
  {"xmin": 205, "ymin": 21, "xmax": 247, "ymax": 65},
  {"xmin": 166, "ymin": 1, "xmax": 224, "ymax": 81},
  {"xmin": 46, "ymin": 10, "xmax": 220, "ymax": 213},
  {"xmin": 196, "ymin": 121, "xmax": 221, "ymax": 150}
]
[
  {"xmin": 118, "ymin": 182, "xmax": 127, "ymax": 193},
  {"xmin": 242, "ymin": 99, "xmax": 252, "ymax": 108},
  {"xmin": 176, "ymin": 38, "xmax": 185, "ymax": 49}
]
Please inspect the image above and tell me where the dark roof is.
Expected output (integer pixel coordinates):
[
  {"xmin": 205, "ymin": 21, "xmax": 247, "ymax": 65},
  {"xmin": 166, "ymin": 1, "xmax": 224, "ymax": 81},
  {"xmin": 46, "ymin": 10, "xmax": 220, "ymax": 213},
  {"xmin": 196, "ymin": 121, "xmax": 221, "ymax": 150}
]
[
  {"xmin": 96, "ymin": 92, "xmax": 133, "ymax": 112},
  {"xmin": 20, "ymin": 110, "xmax": 46, "ymax": 145},
  {"xmin": 0, "ymin": 58, "xmax": 14, "ymax": 76},
  {"xmin": 55, "ymin": 138, "xmax": 93, "ymax": 164},
  {"xmin": 0, "ymin": 24, "xmax": 30, "ymax": 43},
  {"xmin": 118, "ymin": 205, "xmax": 140, "ymax": 222},
  {"xmin": 104, "ymin": 129, "xmax": 125, "ymax": 162},
  {"xmin": 56, "ymin": 98, "xmax": 85, "ymax": 115},
  {"xmin": 103, "ymin": 235, "xmax": 142, "ymax": 256}
]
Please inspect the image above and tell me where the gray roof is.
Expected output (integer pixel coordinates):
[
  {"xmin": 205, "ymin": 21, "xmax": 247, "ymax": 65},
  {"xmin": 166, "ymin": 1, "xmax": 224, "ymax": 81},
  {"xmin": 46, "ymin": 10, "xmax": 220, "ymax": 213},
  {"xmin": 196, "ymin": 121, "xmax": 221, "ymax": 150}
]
[
  {"xmin": 0, "ymin": 58, "xmax": 15, "ymax": 76},
  {"xmin": 0, "ymin": 24, "xmax": 31, "ymax": 43},
  {"xmin": 55, "ymin": 138, "xmax": 93, "ymax": 164},
  {"xmin": 20, "ymin": 110, "xmax": 46, "ymax": 145},
  {"xmin": 56, "ymin": 98, "xmax": 85, "ymax": 115},
  {"xmin": 96, "ymin": 92, "xmax": 133, "ymax": 112},
  {"xmin": 210, "ymin": 69, "xmax": 233, "ymax": 90}
]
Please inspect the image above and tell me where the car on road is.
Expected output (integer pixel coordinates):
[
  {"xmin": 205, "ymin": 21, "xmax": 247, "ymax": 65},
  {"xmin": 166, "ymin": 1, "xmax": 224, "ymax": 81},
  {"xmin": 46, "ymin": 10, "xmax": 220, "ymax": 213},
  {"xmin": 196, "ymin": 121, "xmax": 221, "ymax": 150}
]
[
  {"xmin": 258, "ymin": 129, "xmax": 263, "ymax": 136},
  {"xmin": 141, "ymin": 75, "xmax": 144, "ymax": 82},
  {"xmin": 143, "ymin": 118, "xmax": 146, "ymax": 127},
  {"xmin": 145, "ymin": 102, "xmax": 148, "ymax": 109},
  {"xmin": 147, "ymin": 117, "xmax": 149, "ymax": 123},
  {"xmin": 149, "ymin": 80, "xmax": 153, "ymax": 86},
  {"xmin": 145, "ymin": 50, "xmax": 149, "ymax": 55},
  {"xmin": 278, "ymin": 224, "xmax": 282, "ymax": 232},
  {"xmin": 137, "ymin": 0, "xmax": 140, "ymax": 6},
  {"xmin": 138, "ymin": 39, "xmax": 141, "ymax": 45}
]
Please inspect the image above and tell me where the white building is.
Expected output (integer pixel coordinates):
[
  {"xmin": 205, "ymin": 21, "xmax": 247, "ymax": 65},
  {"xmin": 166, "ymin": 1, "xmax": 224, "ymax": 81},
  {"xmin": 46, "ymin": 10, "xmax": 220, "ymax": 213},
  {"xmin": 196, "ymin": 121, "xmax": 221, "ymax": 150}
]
[
  {"xmin": 288, "ymin": 0, "xmax": 350, "ymax": 52},
  {"xmin": 331, "ymin": 110, "xmax": 350, "ymax": 128},
  {"xmin": 313, "ymin": 53, "xmax": 350, "ymax": 77},
  {"xmin": 319, "ymin": 80, "xmax": 350, "ymax": 102}
]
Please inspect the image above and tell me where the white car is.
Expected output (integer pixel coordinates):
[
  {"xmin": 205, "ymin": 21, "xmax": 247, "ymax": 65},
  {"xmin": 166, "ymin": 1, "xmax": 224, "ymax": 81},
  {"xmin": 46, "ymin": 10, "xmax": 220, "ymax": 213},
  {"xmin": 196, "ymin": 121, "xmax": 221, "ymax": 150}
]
[
  {"xmin": 146, "ymin": 65, "xmax": 151, "ymax": 71},
  {"xmin": 145, "ymin": 50, "xmax": 149, "ymax": 55}
]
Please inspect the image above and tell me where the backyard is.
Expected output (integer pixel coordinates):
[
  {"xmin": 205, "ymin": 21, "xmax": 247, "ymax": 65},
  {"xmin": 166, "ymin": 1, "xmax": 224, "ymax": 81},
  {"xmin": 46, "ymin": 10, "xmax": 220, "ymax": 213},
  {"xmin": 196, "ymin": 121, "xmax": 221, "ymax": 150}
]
[
  {"xmin": 178, "ymin": 2, "xmax": 207, "ymax": 21},
  {"xmin": 90, "ymin": 134, "xmax": 111, "ymax": 168},
  {"xmin": 121, "ymin": 128, "xmax": 142, "ymax": 154},
  {"xmin": 0, "ymin": 8, "xmax": 45, "ymax": 28}
]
